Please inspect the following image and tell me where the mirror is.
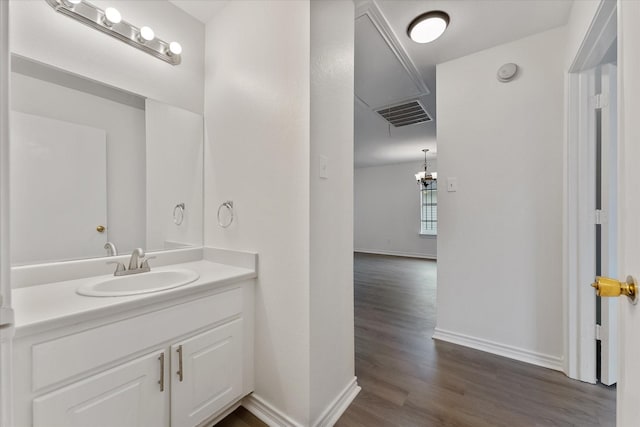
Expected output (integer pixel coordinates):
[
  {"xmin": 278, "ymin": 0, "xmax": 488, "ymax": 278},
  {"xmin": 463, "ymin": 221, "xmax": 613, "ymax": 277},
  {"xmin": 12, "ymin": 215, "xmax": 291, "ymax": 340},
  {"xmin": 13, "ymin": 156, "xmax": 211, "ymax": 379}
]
[{"xmin": 9, "ymin": 54, "xmax": 203, "ymax": 266}]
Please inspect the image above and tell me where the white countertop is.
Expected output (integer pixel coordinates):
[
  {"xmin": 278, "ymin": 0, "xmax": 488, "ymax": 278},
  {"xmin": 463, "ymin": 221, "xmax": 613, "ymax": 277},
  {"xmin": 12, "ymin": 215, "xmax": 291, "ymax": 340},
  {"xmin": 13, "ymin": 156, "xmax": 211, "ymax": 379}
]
[{"xmin": 13, "ymin": 259, "xmax": 256, "ymax": 338}]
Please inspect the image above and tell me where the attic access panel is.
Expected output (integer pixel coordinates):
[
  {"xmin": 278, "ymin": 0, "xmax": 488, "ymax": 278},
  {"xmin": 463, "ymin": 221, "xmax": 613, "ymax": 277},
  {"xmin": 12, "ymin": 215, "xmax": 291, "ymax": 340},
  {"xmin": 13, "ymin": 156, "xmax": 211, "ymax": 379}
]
[{"xmin": 355, "ymin": 13, "xmax": 427, "ymax": 108}]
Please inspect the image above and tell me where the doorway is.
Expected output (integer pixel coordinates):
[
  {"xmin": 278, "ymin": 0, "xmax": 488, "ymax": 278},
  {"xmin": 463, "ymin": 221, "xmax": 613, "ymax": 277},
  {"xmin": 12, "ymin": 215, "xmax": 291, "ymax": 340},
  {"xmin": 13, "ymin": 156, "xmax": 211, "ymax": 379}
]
[
  {"xmin": 565, "ymin": 0, "xmax": 618, "ymax": 389},
  {"xmin": 594, "ymin": 61, "xmax": 618, "ymax": 386}
]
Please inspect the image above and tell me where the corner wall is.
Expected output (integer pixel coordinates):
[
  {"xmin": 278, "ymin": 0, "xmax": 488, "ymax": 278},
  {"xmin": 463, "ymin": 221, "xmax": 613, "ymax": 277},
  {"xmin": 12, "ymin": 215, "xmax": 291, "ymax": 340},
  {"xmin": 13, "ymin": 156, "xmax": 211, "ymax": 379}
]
[
  {"xmin": 204, "ymin": 1, "xmax": 356, "ymax": 425},
  {"xmin": 355, "ymin": 161, "xmax": 437, "ymax": 259},
  {"xmin": 435, "ymin": 27, "xmax": 567, "ymax": 369},
  {"xmin": 0, "ymin": 2, "xmax": 12, "ymax": 425},
  {"xmin": 203, "ymin": 1, "xmax": 311, "ymax": 423},
  {"xmin": 309, "ymin": 1, "xmax": 357, "ymax": 424}
]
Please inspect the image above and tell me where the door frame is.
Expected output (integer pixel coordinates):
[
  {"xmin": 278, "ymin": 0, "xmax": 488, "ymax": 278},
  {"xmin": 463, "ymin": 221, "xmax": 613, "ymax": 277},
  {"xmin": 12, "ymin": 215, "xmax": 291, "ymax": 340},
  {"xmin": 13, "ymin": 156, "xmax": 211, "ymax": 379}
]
[
  {"xmin": 564, "ymin": 0, "xmax": 617, "ymax": 383},
  {"xmin": 0, "ymin": 0, "xmax": 13, "ymax": 426}
]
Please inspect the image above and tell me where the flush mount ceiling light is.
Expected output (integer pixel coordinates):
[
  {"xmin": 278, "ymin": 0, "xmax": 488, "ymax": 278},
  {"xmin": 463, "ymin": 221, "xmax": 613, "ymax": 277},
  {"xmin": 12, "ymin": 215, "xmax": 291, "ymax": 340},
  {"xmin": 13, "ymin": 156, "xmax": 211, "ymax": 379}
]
[
  {"xmin": 44, "ymin": 0, "xmax": 182, "ymax": 65},
  {"xmin": 407, "ymin": 11, "xmax": 450, "ymax": 44}
]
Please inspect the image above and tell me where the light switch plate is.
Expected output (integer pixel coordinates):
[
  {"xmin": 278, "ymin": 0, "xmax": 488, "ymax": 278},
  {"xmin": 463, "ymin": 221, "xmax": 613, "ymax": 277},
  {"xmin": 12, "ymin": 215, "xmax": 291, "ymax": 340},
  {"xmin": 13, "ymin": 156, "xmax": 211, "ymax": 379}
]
[{"xmin": 447, "ymin": 177, "xmax": 457, "ymax": 192}]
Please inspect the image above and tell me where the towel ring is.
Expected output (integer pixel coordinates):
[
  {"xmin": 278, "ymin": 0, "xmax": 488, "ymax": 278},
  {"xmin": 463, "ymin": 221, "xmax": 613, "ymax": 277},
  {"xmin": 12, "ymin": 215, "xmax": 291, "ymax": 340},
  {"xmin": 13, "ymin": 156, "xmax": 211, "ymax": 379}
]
[
  {"xmin": 173, "ymin": 203, "xmax": 185, "ymax": 225},
  {"xmin": 217, "ymin": 201, "xmax": 234, "ymax": 228}
]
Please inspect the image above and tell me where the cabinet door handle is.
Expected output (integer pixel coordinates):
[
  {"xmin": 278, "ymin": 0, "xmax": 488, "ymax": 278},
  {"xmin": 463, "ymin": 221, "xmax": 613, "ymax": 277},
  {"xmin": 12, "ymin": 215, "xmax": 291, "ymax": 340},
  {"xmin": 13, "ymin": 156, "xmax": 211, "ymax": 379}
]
[
  {"xmin": 176, "ymin": 345, "xmax": 184, "ymax": 382},
  {"xmin": 158, "ymin": 352, "xmax": 165, "ymax": 392}
]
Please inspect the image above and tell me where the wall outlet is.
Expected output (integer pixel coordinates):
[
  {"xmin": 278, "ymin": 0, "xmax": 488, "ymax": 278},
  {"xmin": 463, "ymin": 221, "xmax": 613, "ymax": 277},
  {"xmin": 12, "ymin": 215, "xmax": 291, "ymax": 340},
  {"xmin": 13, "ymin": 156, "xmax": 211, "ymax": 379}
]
[{"xmin": 447, "ymin": 177, "xmax": 458, "ymax": 192}]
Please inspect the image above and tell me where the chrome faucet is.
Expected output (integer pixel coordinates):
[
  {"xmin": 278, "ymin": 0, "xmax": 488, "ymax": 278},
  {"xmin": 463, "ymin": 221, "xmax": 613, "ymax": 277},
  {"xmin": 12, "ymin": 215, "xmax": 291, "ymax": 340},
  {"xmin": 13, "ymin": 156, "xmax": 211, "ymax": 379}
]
[
  {"xmin": 128, "ymin": 248, "xmax": 145, "ymax": 271},
  {"xmin": 104, "ymin": 242, "xmax": 118, "ymax": 256},
  {"xmin": 107, "ymin": 248, "xmax": 154, "ymax": 276}
]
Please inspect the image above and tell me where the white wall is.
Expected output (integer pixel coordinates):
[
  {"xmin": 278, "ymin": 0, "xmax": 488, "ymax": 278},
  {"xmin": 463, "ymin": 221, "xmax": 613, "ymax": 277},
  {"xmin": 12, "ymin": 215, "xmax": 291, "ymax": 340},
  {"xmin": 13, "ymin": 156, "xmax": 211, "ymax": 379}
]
[
  {"xmin": 9, "ymin": 0, "xmax": 204, "ymax": 113},
  {"xmin": 10, "ymin": 73, "xmax": 146, "ymax": 258},
  {"xmin": 204, "ymin": 1, "xmax": 355, "ymax": 424},
  {"xmin": 355, "ymin": 161, "xmax": 437, "ymax": 259},
  {"xmin": 435, "ymin": 27, "xmax": 566, "ymax": 368},
  {"xmin": 309, "ymin": 1, "xmax": 355, "ymax": 424},
  {"xmin": 204, "ymin": 1, "xmax": 312, "ymax": 424}
]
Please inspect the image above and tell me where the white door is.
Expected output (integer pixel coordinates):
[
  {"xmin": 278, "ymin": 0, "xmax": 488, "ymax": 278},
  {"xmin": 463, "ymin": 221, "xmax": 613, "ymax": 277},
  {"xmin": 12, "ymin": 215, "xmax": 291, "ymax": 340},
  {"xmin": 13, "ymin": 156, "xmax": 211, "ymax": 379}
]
[
  {"xmin": 616, "ymin": 1, "xmax": 640, "ymax": 424},
  {"xmin": 10, "ymin": 112, "xmax": 107, "ymax": 264},
  {"xmin": 32, "ymin": 351, "xmax": 168, "ymax": 427},
  {"xmin": 171, "ymin": 320, "xmax": 243, "ymax": 427}
]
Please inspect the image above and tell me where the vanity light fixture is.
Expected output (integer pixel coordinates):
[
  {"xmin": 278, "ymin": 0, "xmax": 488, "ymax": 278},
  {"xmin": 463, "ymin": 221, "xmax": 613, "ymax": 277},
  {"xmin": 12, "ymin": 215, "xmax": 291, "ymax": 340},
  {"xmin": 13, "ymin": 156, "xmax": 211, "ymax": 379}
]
[
  {"xmin": 415, "ymin": 149, "xmax": 437, "ymax": 186},
  {"xmin": 44, "ymin": 0, "xmax": 182, "ymax": 65},
  {"xmin": 407, "ymin": 11, "xmax": 450, "ymax": 44}
]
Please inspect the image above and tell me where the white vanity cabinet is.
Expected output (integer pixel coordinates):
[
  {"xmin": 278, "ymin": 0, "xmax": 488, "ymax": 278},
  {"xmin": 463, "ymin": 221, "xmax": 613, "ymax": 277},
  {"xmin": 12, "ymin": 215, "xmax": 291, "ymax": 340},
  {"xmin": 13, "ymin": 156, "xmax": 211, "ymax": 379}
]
[
  {"xmin": 171, "ymin": 319, "xmax": 243, "ymax": 427},
  {"xmin": 33, "ymin": 350, "xmax": 168, "ymax": 427},
  {"xmin": 12, "ymin": 279, "xmax": 255, "ymax": 427}
]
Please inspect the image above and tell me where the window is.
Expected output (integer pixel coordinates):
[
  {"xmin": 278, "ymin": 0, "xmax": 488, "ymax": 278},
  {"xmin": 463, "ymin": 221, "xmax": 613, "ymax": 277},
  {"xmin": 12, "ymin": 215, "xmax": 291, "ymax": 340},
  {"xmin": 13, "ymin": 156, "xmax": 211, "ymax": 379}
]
[{"xmin": 420, "ymin": 180, "xmax": 437, "ymax": 235}]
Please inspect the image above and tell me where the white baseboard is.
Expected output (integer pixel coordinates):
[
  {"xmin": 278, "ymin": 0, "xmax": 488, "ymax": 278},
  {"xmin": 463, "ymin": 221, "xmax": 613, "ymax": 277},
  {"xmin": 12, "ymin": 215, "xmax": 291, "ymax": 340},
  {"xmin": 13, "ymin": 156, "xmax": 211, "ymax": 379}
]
[
  {"xmin": 312, "ymin": 377, "xmax": 361, "ymax": 427},
  {"xmin": 242, "ymin": 377, "xmax": 360, "ymax": 427},
  {"xmin": 354, "ymin": 249, "xmax": 436, "ymax": 260},
  {"xmin": 432, "ymin": 328, "xmax": 564, "ymax": 372},
  {"xmin": 242, "ymin": 394, "xmax": 304, "ymax": 427}
]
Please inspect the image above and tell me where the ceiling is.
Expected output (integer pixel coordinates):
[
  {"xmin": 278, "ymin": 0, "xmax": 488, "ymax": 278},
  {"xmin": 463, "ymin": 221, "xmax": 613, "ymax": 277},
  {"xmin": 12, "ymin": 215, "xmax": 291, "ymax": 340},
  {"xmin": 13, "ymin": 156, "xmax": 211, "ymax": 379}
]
[
  {"xmin": 166, "ymin": 0, "xmax": 574, "ymax": 168},
  {"xmin": 355, "ymin": 0, "xmax": 573, "ymax": 167},
  {"xmin": 168, "ymin": 0, "xmax": 229, "ymax": 24}
]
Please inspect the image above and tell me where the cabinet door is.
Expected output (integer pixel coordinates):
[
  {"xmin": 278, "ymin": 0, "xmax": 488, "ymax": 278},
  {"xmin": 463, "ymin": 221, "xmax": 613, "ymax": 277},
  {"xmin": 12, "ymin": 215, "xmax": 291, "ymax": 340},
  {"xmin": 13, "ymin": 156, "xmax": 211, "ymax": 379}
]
[
  {"xmin": 33, "ymin": 350, "xmax": 168, "ymax": 427},
  {"xmin": 171, "ymin": 319, "xmax": 243, "ymax": 427}
]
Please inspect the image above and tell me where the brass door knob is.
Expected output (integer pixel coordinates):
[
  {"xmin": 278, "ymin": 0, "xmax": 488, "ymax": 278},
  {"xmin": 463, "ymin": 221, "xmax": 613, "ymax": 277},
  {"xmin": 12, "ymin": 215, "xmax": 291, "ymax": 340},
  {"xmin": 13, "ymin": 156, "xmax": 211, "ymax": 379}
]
[
  {"xmin": 96, "ymin": 225, "xmax": 105, "ymax": 233},
  {"xmin": 592, "ymin": 276, "xmax": 638, "ymax": 304}
]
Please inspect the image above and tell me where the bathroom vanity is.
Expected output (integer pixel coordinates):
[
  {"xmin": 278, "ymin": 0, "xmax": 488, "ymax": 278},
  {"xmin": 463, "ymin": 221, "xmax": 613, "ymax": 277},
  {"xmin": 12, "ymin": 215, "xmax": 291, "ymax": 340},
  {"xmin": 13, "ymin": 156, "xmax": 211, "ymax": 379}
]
[{"xmin": 10, "ymin": 249, "xmax": 256, "ymax": 427}]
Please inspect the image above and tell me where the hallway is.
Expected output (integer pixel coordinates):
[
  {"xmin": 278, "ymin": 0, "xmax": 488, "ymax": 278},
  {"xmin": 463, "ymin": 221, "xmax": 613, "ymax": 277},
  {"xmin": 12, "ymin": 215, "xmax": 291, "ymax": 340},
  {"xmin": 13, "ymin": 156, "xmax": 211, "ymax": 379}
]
[{"xmin": 336, "ymin": 253, "xmax": 616, "ymax": 426}]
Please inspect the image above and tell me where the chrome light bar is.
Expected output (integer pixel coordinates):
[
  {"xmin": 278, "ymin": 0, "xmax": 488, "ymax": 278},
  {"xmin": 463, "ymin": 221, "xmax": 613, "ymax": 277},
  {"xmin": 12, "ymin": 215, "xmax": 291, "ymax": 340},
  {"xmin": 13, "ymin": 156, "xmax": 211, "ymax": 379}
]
[{"xmin": 44, "ymin": 0, "xmax": 182, "ymax": 66}]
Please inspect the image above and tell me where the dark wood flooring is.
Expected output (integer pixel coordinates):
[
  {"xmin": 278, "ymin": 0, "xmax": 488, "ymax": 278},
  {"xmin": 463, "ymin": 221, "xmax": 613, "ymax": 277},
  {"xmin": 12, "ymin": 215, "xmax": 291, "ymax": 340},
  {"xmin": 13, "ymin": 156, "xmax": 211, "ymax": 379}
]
[
  {"xmin": 219, "ymin": 253, "xmax": 616, "ymax": 426},
  {"xmin": 336, "ymin": 253, "xmax": 616, "ymax": 427},
  {"xmin": 215, "ymin": 407, "xmax": 266, "ymax": 427}
]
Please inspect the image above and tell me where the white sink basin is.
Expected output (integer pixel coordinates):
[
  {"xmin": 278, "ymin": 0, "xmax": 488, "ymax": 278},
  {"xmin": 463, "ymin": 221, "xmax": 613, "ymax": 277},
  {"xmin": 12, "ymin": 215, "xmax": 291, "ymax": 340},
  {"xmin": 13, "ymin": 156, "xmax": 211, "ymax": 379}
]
[{"xmin": 76, "ymin": 269, "xmax": 200, "ymax": 297}]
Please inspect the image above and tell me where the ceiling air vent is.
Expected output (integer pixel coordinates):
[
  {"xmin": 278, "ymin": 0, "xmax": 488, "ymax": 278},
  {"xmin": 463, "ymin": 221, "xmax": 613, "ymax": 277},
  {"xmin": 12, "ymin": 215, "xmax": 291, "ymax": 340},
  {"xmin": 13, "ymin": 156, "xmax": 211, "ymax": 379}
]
[{"xmin": 376, "ymin": 100, "xmax": 432, "ymax": 127}]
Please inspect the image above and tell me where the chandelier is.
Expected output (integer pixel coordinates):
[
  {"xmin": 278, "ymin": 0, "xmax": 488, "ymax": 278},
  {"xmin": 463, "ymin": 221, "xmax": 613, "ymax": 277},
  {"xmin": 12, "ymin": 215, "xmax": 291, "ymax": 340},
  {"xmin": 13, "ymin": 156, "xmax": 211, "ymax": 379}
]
[{"xmin": 415, "ymin": 149, "xmax": 437, "ymax": 187}]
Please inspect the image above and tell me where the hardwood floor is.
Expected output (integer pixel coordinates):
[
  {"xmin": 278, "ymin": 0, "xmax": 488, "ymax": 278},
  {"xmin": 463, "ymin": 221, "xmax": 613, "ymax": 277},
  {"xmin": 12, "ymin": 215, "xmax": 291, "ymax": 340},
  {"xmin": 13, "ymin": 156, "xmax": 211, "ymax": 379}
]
[
  {"xmin": 336, "ymin": 253, "xmax": 616, "ymax": 427},
  {"xmin": 219, "ymin": 253, "xmax": 616, "ymax": 426},
  {"xmin": 215, "ymin": 406, "xmax": 267, "ymax": 427}
]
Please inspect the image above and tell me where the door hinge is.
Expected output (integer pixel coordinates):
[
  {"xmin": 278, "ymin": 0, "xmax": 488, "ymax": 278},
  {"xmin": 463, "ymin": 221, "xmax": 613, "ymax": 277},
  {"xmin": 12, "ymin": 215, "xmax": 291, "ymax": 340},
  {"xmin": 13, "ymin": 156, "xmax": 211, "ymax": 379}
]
[
  {"xmin": 592, "ymin": 93, "xmax": 608, "ymax": 109},
  {"xmin": 595, "ymin": 209, "xmax": 608, "ymax": 225},
  {"xmin": 596, "ymin": 324, "xmax": 602, "ymax": 341}
]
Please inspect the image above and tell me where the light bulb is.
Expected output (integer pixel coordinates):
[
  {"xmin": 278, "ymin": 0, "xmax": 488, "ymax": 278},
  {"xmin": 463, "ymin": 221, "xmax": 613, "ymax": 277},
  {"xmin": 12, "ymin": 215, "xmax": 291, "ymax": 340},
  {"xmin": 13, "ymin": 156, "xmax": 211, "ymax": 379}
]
[
  {"xmin": 139, "ymin": 26, "xmax": 155, "ymax": 42},
  {"xmin": 407, "ymin": 11, "xmax": 449, "ymax": 44},
  {"xmin": 168, "ymin": 41, "xmax": 182, "ymax": 56},
  {"xmin": 103, "ymin": 7, "xmax": 122, "ymax": 26}
]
